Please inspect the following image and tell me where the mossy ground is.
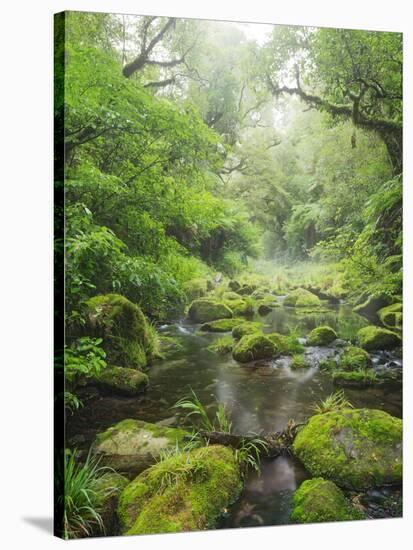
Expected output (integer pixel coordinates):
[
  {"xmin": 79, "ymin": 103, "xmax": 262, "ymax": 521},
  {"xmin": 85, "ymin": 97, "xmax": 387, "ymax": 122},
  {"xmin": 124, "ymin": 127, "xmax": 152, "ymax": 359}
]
[
  {"xmin": 291, "ymin": 478, "xmax": 364, "ymax": 523},
  {"xmin": 118, "ymin": 445, "xmax": 242, "ymax": 535},
  {"xmin": 293, "ymin": 409, "xmax": 402, "ymax": 489}
]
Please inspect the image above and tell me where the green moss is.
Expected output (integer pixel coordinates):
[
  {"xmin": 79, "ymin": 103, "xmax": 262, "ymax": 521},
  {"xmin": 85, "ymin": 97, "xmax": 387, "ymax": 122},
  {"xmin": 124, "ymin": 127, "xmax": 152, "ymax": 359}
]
[
  {"xmin": 200, "ymin": 318, "xmax": 243, "ymax": 333},
  {"xmin": 92, "ymin": 472, "xmax": 129, "ymax": 536},
  {"xmin": 187, "ymin": 299, "xmax": 233, "ymax": 323},
  {"xmin": 84, "ymin": 294, "xmax": 154, "ymax": 369},
  {"xmin": 94, "ymin": 419, "xmax": 189, "ymax": 476},
  {"xmin": 307, "ymin": 326, "xmax": 338, "ymax": 346},
  {"xmin": 340, "ymin": 346, "xmax": 371, "ymax": 371},
  {"xmin": 183, "ymin": 278, "xmax": 209, "ymax": 301},
  {"xmin": 232, "ymin": 321, "xmax": 262, "ymax": 340},
  {"xmin": 267, "ymin": 332, "xmax": 305, "ymax": 355},
  {"xmin": 293, "ymin": 409, "xmax": 402, "ymax": 489},
  {"xmin": 94, "ymin": 367, "xmax": 148, "ymax": 396},
  {"xmin": 228, "ymin": 280, "xmax": 241, "ymax": 292},
  {"xmin": 332, "ymin": 369, "xmax": 376, "ymax": 388},
  {"xmin": 357, "ymin": 325, "xmax": 401, "ymax": 351},
  {"xmin": 118, "ymin": 445, "xmax": 242, "ymax": 535},
  {"xmin": 232, "ymin": 333, "xmax": 278, "ymax": 363},
  {"xmin": 318, "ymin": 358, "xmax": 338, "ymax": 371},
  {"xmin": 224, "ymin": 298, "xmax": 254, "ymax": 317},
  {"xmin": 378, "ymin": 303, "xmax": 402, "ymax": 330},
  {"xmin": 208, "ymin": 336, "xmax": 233, "ymax": 355},
  {"xmin": 284, "ymin": 288, "xmax": 321, "ymax": 308},
  {"xmin": 291, "ymin": 354, "xmax": 307, "ymax": 369},
  {"xmin": 353, "ymin": 294, "xmax": 392, "ymax": 316},
  {"xmin": 238, "ymin": 284, "xmax": 256, "ymax": 296},
  {"xmin": 222, "ymin": 291, "xmax": 242, "ymax": 301},
  {"xmin": 291, "ymin": 478, "xmax": 364, "ymax": 523}
]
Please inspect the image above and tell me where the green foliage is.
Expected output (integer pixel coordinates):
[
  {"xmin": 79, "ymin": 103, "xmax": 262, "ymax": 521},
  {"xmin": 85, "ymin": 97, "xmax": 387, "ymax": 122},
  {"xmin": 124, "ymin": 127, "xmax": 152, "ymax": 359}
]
[
  {"xmin": 64, "ymin": 337, "xmax": 107, "ymax": 401},
  {"xmin": 59, "ymin": 449, "xmax": 114, "ymax": 539},
  {"xmin": 174, "ymin": 390, "xmax": 232, "ymax": 433},
  {"xmin": 312, "ymin": 390, "xmax": 353, "ymax": 415},
  {"xmin": 234, "ymin": 438, "xmax": 269, "ymax": 475}
]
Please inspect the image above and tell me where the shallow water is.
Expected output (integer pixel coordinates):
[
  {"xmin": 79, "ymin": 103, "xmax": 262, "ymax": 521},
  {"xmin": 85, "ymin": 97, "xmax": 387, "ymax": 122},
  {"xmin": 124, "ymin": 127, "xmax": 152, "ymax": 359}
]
[{"xmin": 69, "ymin": 301, "xmax": 402, "ymax": 526}]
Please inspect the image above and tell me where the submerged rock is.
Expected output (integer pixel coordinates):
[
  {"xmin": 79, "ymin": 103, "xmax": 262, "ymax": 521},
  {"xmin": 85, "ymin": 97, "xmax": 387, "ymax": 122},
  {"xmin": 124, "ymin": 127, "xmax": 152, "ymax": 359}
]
[
  {"xmin": 188, "ymin": 299, "xmax": 232, "ymax": 323},
  {"xmin": 93, "ymin": 419, "xmax": 188, "ymax": 476},
  {"xmin": 357, "ymin": 326, "xmax": 401, "ymax": 351},
  {"xmin": 84, "ymin": 294, "xmax": 154, "ymax": 370},
  {"xmin": 93, "ymin": 367, "xmax": 149, "ymax": 396},
  {"xmin": 283, "ymin": 288, "xmax": 321, "ymax": 308},
  {"xmin": 378, "ymin": 303, "xmax": 402, "ymax": 330},
  {"xmin": 293, "ymin": 409, "xmax": 402, "ymax": 489},
  {"xmin": 291, "ymin": 478, "xmax": 364, "ymax": 523},
  {"xmin": 307, "ymin": 326, "xmax": 338, "ymax": 346},
  {"xmin": 118, "ymin": 445, "xmax": 242, "ymax": 535},
  {"xmin": 232, "ymin": 333, "xmax": 278, "ymax": 363}
]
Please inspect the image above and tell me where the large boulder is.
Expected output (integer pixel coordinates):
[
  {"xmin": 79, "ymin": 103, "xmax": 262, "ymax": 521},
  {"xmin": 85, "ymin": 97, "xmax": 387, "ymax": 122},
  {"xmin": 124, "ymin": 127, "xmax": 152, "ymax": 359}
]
[
  {"xmin": 93, "ymin": 472, "xmax": 129, "ymax": 536},
  {"xmin": 84, "ymin": 294, "xmax": 153, "ymax": 370},
  {"xmin": 187, "ymin": 299, "xmax": 232, "ymax": 323},
  {"xmin": 118, "ymin": 445, "xmax": 242, "ymax": 535},
  {"xmin": 293, "ymin": 409, "xmax": 402, "ymax": 489},
  {"xmin": 378, "ymin": 303, "xmax": 402, "ymax": 330},
  {"xmin": 291, "ymin": 478, "xmax": 363, "ymax": 523},
  {"xmin": 283, "ymin": 288, "xmax": 321, "ymax": 308},
  {"xmin": 357, "ymin": 326, "xmax": 401, "ymax": 351},
  {"xmin": 307, "ymin": 326, "xmax": 338, "ymax": 346},
  {"xmin": 232, "ymin": 333, "xmax": 278, "ymax": 363},
  {"xmin": 353, "ymin": 294, "xmax": 393, "ymax": 317},
  {"xmin": 232, "ymin": 321, "xmax": 262, "ymax": 340},
  {"xmin": 92, "ymin": 367, "xmax": 148, "ymax": 396},
  {"xmin": 93, "ymin": 419, "xmax": 188, "ymax": 476}
]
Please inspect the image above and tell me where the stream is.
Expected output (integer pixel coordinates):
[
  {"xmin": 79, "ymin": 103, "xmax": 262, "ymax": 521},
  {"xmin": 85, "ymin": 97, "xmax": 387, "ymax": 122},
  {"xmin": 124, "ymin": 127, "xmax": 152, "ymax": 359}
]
[{"xmin": 69, "ymin": 300, "xmax": 402, "ymax": 526}]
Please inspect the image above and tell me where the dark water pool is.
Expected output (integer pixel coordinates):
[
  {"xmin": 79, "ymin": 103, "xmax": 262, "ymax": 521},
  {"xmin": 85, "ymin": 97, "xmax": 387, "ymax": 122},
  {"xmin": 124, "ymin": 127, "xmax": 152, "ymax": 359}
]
[{"xmin": 68, "ymin": 302, "xmax": 402, "ymax": 526}]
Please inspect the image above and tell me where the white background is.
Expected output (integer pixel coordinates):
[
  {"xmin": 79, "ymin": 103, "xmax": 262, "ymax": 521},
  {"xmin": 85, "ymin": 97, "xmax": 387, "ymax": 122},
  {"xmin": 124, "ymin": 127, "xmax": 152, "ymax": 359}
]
[{"xmin": 0, "ymin": 0, "xmax": 411, "ymax": 548}]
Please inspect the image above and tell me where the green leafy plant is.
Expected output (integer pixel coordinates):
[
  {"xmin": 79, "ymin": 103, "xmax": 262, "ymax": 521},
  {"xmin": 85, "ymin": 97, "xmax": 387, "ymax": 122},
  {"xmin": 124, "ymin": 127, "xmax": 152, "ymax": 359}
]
[
  {"xmin": 312, "ymin": 390, "xmax": 353, "ymax": 414},
  {"xmin": 59, "ymin": 449, "xmax": 114, "ymax": 539},
  {"xmin": 174, "ymin": 390, "xmax": 232, "ymax": 433},
  {"xmin": 234, "ymin": 438, "xmax": 269, "ymax": 475}
]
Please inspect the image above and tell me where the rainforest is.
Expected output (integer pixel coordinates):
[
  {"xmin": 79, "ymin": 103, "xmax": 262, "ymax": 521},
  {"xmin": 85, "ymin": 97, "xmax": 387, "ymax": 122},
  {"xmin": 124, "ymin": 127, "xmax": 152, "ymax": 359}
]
[{"xmin": 55, "ymin": 11, "xmax": 403, "ymax": 539}]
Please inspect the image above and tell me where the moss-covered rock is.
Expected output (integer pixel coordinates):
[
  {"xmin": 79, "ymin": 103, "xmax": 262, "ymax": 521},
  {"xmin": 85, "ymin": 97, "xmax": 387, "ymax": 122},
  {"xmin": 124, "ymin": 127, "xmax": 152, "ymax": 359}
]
[
  {"xmin": 267, "ymin": 332, "xmax": 305, "ymax": 355},
  {"xmin": 284, "ymin": 288, "xmax": 321, "ymax": 308},
  {"xmin": 183, "ymin": 278, "xmax": 209, "ymax": 301},
  {"xmin": 307, "ymin": 326, "xmax": 338, "ymax": 346},
  {"xmin": 84, "ymin": 294, "xmax": 154, "ymax": 370},
  {"xmin": 291, "ymin": 478, "xmax": 364, "ymax": 524},
  {"xmin": 222, "ymin": 291, "xmax": 242, "ymax": 301},
  {"xmin": 118, "ymin": 445, "xmax": 242, "ymax": 535},
  {"xmin": 357, "ymin": 326, "xmax": 401, "ymax": 351},
  {"xmin": 291, "ymin": 354, "xmax": 307, "ymax": 369},
  {"xmin": 94, "ymin": 419, "xmax": 188, "ymax": 476},
  {"xmin": 228, "ymin": 280, "xmax": 241, "ymax": 292},
  {"xmin": 293, "ymin": 409, "xmax": 402, "ymax": 489},
  {"xmin": 188, "ymin": 299, "xmax": 232, "ymax": 323},
  {"xmin": 238, "ymin": 284, "xmax": 256, "ymax": 296},
  {"xmin": 378, "ymin": 303, "xmax": 402, "ymax": 330},
  {"xmin": 225, "ymin": 298, "xmax": 254, "ymax": 317},
  {"xmin": 93, "ymin": 472, "xmax": 129, "ymax": 536},
  {"xmin": 257, "ymin": 296, "xmax": 279, "ymax": 316},
  {"xmin": 332, "ymin": 370, "xmax": 377, "ymax": 388},
  {"xmin": 339, "ymin": 346, "xmax": 371, "ymax": 371},
  {"xmin": 207, "ymin": 336, "xmax": 233, "ymax": 355},
  {"xmin": 232, "ymin": 333, "xmax": 278, "ymax": 363},
  {"xmin": 200, "ymin": 318, "xmax": 243, "ymax": 333},
  {"xmin": 232, "ymin": 321, "xmax": 262, "ymax": 340},
  {"xmin": 353, "ymin": 294, "xmax": 393, "ymax": 317},
  {"xmin": 93, "ymin": 367, "xmax": 149, "ymax": 396}
]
